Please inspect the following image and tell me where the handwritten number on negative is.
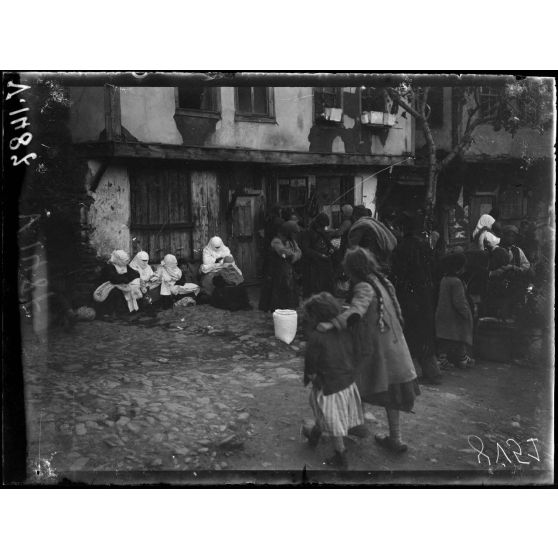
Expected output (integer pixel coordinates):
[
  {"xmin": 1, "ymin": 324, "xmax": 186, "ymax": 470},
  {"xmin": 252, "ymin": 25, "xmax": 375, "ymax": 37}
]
[{"xmin": 468, "ymin": 435, "xmax": 491, "ymax": 467}]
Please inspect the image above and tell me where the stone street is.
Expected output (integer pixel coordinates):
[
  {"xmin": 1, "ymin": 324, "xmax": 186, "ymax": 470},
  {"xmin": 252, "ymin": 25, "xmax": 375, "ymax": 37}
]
[{"xmin": 22, "ymin": 291, "xmax": 553, "ymax": 484}]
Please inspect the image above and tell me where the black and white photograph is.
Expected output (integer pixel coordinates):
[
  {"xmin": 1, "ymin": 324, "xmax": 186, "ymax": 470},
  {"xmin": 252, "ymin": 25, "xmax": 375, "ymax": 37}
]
[{"xmin": 3, "ymin": 70, "xmax": 554, "ymax": 487}]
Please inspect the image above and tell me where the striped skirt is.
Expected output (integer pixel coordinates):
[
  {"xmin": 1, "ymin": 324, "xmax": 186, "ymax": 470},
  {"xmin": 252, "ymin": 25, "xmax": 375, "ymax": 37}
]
[{"xmin": 309, "ymin": 382, "xmax": 364, "ymax": 437}]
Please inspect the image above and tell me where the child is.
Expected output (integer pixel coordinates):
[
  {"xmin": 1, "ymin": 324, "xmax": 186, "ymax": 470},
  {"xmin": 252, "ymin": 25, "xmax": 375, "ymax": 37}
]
[
  {"xmin": 435, "ymin": 252, "xmax": 475, "ymax": 369},
  {"xmin": 318, "ymin": 247, "xmax": 420, "ymax": 453},
  {"xmin": 302, "ymin": 292, "xmax": 365, "ymax": 470}
]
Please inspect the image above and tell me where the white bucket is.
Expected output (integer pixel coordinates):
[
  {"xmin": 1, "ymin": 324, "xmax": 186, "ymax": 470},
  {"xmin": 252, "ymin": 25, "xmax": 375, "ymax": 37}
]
[{"xmin": 273, "ymin": 309, "xmax": 298, "ymax": 344}]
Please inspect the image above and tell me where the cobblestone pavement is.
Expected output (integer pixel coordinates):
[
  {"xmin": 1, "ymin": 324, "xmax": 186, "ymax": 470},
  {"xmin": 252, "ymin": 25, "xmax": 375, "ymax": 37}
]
[{"xmin": 22, "ymin": 293, "xmax": 553, "ymax": 484}]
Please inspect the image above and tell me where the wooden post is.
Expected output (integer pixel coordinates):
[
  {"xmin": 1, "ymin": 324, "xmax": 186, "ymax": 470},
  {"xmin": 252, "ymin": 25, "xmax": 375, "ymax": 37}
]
[{"xmin": 104, "ymin": 84, "xmax": 122, "ymax": 141}]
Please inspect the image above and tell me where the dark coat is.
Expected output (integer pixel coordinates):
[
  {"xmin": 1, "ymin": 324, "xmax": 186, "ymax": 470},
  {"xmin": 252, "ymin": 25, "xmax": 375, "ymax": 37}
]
[
  {"xmin": 258, "ymin": 237, "xmax": 301, "ymax": 312},
  {"xmin": 96, "ymin": 264, "xmax": 140, "ymax": 315},
  {"xmin": 304, "ymin": 329, "xmax": 356, "ymax": 396},
  {"xmin": 435, "ymin": 276, "xmax": 474, "ymax": 345},
  {"xmin": 391, "ymin": 234, "xmax": 436, "ymax": 359},
  {"xmin": 300, "ymin": 227, "xmax": 335, "ymax": 298},
  {"xmin": 332, "ymin": 279, "xmax": 417, "ymax": 406},
  {"xmin": 99, "ymin": 263, "xmax": 139, "ymax": 285}
]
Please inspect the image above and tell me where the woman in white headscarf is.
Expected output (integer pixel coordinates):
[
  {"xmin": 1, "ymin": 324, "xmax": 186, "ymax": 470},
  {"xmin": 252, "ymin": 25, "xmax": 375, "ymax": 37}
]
[
  {"xmin": 129, "ymin": 251, "xmax": 155, "ymax": 292},
  {"xmin": 472, "ymin": 214, "xmax": 500, "ymax": 251},
  {"xmin": 93, "ymin": 249, "xmax": 142, "ymax": 319},
  {"xmin": 150, "ymin": 254, "xmax": 200, "ymax": 309},
  {"xmin": 199, "ymin": 237, "xmax": 243, "ymax": 296}
]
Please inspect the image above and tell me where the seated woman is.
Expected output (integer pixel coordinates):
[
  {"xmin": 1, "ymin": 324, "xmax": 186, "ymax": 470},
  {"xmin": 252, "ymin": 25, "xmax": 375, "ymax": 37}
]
[
  {"xmin": 199, "ymin": 237, "xmax": 244, "ymax": 296},
  {"xmin": 129, "ymin": 251, "xmax": 161, "ymax": 313},
  {"xmin": 93, "ymin": 249, "xmax": 142, "ymax": 320},
  {"xmin": 150, "ymin": 254, "xmax": 200, "ymax": 310}
]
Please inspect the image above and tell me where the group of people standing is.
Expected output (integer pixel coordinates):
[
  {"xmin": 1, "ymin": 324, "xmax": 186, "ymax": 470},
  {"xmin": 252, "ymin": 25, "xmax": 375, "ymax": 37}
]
[{"xmin": 258, "ymin": 204, "xmax": 373, "ymax": 314}]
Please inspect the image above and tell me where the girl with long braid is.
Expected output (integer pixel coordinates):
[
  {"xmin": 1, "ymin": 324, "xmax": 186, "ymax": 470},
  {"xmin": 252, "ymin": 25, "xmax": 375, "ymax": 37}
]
[{"xmin": 317, "ymin": 247, "xmax": 420, "ymax": 453}]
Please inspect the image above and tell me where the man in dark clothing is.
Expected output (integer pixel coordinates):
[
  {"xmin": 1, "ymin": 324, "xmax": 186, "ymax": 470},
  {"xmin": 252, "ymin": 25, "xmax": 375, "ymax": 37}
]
[
  {"xmin": 391, "ymin": 213, "xmax": 442, "ymax": 384},
  {"xmin": 487, "ymin": 225, "xmax": 531, "ymax": 321},
  {"xmin": 300, "ymin": 213, "xmax": 336, "ymax": 298}
]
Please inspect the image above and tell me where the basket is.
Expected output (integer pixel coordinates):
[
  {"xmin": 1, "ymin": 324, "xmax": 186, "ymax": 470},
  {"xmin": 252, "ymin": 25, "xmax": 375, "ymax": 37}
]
[{"xmin": 273, "ymin": 309, "xmax": 298, "ymax": 344}]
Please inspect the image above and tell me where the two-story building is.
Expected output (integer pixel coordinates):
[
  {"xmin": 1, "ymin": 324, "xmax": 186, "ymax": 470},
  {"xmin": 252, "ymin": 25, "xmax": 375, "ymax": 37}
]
[
  {"xmin": 69, "ymin": 84, "xmax": 414, "ymax": 282},
  {"xmin": 378, "ymin": 85, "xmax": 554, "ymax": 251}
]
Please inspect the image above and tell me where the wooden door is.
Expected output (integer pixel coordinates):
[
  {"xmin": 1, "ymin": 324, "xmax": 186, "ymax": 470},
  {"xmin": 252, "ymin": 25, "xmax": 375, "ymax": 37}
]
[
  {"xmin": 231, "ymin": 196, "xmax": 258, "ymax": 284},
  {"xmin": 129, "ymin": 165, "xmax": 194, "ymax": 263}
]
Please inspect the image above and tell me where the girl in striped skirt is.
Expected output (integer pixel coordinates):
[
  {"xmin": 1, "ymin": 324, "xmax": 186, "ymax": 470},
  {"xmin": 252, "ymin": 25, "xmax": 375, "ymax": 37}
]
[{"xmin": 302, "ymin": 292, "xmax": 365, "ymax": 470}]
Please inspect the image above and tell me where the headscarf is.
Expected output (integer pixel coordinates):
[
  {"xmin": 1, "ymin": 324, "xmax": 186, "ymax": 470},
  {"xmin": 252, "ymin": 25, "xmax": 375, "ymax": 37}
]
[
  {"xmin": 441, "ymin": 252, "xmax": 467, "ymax": 276},
  {"xmin": 312, "ymin": 212, "xmax": 330, "ymax": 229},
  {"xmin": 129, "ymin": 251, "xmax": 154, "ymax": 282},
  {"xmin": 473, "ymin": 214, "xmax": 495, "ymax": 238},
  {"xmin": 348, "ymin": 217, "xmax": 398, "ymax": 255},
  {"xmin": 161, "ymin": 254, "xmax": 181, "ymax": 279},
  {"xmin": 341, "ymin": 204, "xmax": 354, "ymax": 218},
  {"xmin": 109, "ymin": 249, "xmax": 130, "ymax": 274},
  {"xmin": 502, "ymin": 225, "xmax": 519, "ymax": 236},
  {"xmin": 472, "ymin": 214, "xmax": 500, "ymax": 250},
  {"xmin": 343, "ymin": 246, "xmax": 404, "ymax": 331},
  {"xmin": 279, "ymin": 221, "xmax": 299, "ymax": 239},
  {"xmin": 201, "ymin": 236, "xmax": 232, "ymax": 274},
  {"xmin": 353, "ymin": 205, "xmax": 369, "ymax": 220},
  {"xmin": 155, "ymin": 254, "xmax": 182, "ymax": 295}
]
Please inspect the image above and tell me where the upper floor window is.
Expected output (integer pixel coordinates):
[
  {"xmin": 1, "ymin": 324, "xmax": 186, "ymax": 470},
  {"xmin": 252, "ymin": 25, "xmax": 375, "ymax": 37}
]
[
  {"xmin": 278, "ymin": 177, "xmax": 308, "ymax": 208},
  {"xmin": 314, "ymin": 87, "xmax": 343, "ymax": 121},
  {"xmin": 427, "ymin": 87, "xmax": 444, "ymax": 128},
  {"xmin": 478, "ymin": 86, "xmax": 501, "ymax": 118},
  {"xmin": 360, "ymin": 87, "xmax": 386, "ymax": 113},
  {"xmin": 175, "ymin": 87, "xmax": 220, "ymax": 117},
  {"xmin": 234, "ymin": 87, "xmax": 275, "ymax": 122}
]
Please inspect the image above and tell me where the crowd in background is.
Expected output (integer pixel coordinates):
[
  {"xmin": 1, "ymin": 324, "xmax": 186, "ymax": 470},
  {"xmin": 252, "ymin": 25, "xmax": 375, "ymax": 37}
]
[{"xmin": 57, "ymin": 200, "xmax": 549, "ymax": 470}]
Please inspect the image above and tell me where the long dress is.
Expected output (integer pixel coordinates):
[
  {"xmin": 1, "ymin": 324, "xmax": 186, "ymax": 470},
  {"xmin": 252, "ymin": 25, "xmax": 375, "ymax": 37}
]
[
  {"xmin": 332, "ymin": 277, "xmax": 420, "ymax": 411},
  {"xmin": 300, "ymin": 227, "xmax": 335, "ymax": 298},
  {"xmin": 258, "ymin": 237, "xmax": 301, "ymax": 312},
  {"xmin": 390, "ymin": 234, "xmax": 437, "ymax": 364}
]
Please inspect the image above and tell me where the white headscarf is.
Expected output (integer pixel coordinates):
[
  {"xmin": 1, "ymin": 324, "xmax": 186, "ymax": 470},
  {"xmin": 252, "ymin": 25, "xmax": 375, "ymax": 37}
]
[
  {"xmin": 129, "ymin": 251, "xmax": 154, "ymax": 282},
  {"xmin": 109, "ymin": 249, "xmax": 130, "ymax": 274},
  {"xmin": 201, "ymin": 236, "xmax": 232, "ymax": 274},
  {"xmin": 156, "ymin": 254, "xmax": 182, "ymax": 295},
  {"xmin": 473, "ymin": 214, "xmax": 500, "ymax": 250},
  {"xmin": 473, "ymin": 214, "xmax": 495, "ymax": 237}
]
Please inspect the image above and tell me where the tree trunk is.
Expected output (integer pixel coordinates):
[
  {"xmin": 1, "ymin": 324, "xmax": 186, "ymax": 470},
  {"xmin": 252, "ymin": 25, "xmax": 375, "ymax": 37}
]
[{"xmin": 422, "ymin": 117, "xmax": 438, "ymax": 220}]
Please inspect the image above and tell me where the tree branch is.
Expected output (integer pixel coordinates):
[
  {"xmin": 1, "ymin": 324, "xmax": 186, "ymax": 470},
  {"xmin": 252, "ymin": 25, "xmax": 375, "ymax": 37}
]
[
  {"xmin": 385, "ymin": 87, "xmax": 423, "ymax": 120},
  {"xmin": 440, "ymin": 109, "xmax": 492, "ymax": 169}
]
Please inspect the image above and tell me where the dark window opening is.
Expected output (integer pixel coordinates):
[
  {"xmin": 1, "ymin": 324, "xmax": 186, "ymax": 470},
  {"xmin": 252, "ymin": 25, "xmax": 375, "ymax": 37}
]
[
  {"xmin": 360, "ymin": 87, "xmax": 386, "ymax": 113},
  {"xmin": 278, "ymin": 177, "xmax": 308, "ymax": 208},
  {"xmin": 499, "ymin": 186, "xmax": 526, "ymax": 220},
  {"xmin": 177, "ymin": 87, "xmax": 218, "ymax": 112},
  {"xmin": 235, "ymin": 87, "xmax": 273, "ymax": 117},
  {"xmin": 427, "ymin": 87, "xmax": 444, "ymax": 128},
  {"xmin": 479, "ymin": 86, "xmax": 502, "ymax": 118}
]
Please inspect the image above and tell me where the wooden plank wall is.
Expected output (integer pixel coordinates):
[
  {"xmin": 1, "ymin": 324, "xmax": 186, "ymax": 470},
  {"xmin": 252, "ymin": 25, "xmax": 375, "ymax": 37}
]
[
  {"xmin": 190, "ymin": 170, "xmax": 221, "ymax": 258},
  {"xmin": 129, "ymin": 164, "xmax": 194, "ymax": 262}
]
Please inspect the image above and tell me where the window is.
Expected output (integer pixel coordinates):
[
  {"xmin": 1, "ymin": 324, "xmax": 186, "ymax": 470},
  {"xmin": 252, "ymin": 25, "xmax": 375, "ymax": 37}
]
[
  {"xmin": 234, "ymin": 87, "xmax": 275, "ymax": 122},
  {"xmin": 278, "ymin": 177, "xmax": 308, "ymax": 208},
  {"xmin": 360, "ymin": 87, "xmax": 386, "ymax": 113},
  {"xmin": 478, "ymin": 86, "xmax": 501, "ymax": 118},
  {"xmin": 175, "ymin": 87, "xmax": 220, "ymax": 117},
  {"xmin": 314, "ymin": 87, "xmax": 343, "ymax": 121},
  {"xmin": 426, "ymin": 87, "xmax": 444, "ymax": 128},
  {"xmin": 500, "ymin": 187, "xmax": 526, "ymax": 220}
]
